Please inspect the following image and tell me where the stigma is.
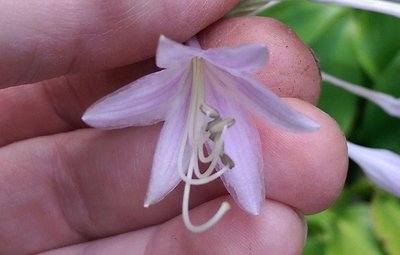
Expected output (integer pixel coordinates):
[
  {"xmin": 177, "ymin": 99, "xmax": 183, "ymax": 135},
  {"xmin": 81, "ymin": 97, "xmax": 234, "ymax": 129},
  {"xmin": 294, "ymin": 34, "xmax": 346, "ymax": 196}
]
[{"xmin": 178, "ymin": 57, "xmax": 235, "ymax": 232}]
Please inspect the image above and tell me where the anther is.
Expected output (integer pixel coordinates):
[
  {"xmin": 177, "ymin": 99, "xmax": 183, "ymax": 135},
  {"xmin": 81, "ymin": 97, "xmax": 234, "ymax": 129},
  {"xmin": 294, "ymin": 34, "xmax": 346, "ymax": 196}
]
[
  {"xmin": 221, "ymin": 153, "xmax": 235, "ymax": 169},
  {"xmin": 209, "ymin": 131, "xmax": 219, "ymax": 142},
  {"xmin": 200, "ymin": 104, "xmax": 220, "ymax": 119},
  {"xmin": 207, "ymin": 118, "xmax": 235, "ymax": 134}
]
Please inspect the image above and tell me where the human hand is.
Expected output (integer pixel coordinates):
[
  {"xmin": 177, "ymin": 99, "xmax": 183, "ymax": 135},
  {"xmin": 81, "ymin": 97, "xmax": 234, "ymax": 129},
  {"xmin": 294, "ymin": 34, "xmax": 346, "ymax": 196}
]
[{"xmin": 0, "ymin": 1, "xmax": 348, "ymax": 254}]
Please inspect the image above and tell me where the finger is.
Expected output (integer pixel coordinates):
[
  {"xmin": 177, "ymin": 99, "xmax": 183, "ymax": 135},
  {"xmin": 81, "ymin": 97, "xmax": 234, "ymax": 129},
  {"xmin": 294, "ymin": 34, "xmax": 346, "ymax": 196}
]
[
  {"xmin": 38, "ymin": 198, "xmax": 306, "ymax": 255},
  {"xmin": 0, "ymin": 60, "xmax": 157, "ymax": 147},
  {"xmin": 0, "ymin": 0, "xmax": 238, "ymax": 87},
  {"xmin": 261, "ymin": 98, "xmax": 348, "ymax": 214},
  {"xmin": 0, "ymin": 16, "xmax": 321, "ymax": 146},
  {"xmin": 0, "ymin": 100, "xmax": 346, "ymax": 254}
]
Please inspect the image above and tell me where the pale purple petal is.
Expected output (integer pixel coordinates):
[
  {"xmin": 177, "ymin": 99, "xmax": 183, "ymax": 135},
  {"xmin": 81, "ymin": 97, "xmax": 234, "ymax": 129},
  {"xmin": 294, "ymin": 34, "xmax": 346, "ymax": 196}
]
[
  {"xmin": 205, "ymin": 63, "xmax": 320, "ymax": 132},
  {"xmin": 82, "ymin": 68, "xmax": 188, "ymax": 129},
  {"xmin": 205, "ymin": 77, "xmax": 265, "ymax": 215},
  {"xmin": 312, "ymin": 0, "xmax": 400, "ymax": 18},
  {"xmin": 156, "ymin": 35, "xmax": 201, "ymax": 69},
  {"xmin": 158, "ymin": 36, "xmax": 268, "ymax": 73},
  {"xmin": 144, "ymin": 84, "xmax": 191, "ymax": 206},
  {"xmin": 347, "ymin": 142, "xmax": 400, "ymax": 197},
  {"xmin": 204, "ymin": 44, "xmax": 268, "ymax": 73}
]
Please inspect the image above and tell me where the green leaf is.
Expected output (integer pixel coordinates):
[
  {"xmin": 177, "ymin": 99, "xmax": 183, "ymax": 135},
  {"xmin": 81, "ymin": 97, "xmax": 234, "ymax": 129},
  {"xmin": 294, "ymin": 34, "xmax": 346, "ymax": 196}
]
[
  {"xmin": 354, "ymin": 51, "xmax": 400, "ymax": 151},
  {"xmin": 262, "ymin": 2, "xmax": 400, "ymax": 254},
  {"xmin": 351, "ymin": 11, "xmax": 400, "ymax": 81},
  {"xmin": 303, "ymin": 210, "xmax": 335, "ymax": 254},
  {"xmin": 312, "ymin": 14, "xmax": 362, "ymax": 134},
  {"xmin": 326, "ymin": 205, "xmax": 383, "ymax": 255},
  {"xmin": 371, "ymin": 192, "xmax": 400, "ymax": 255},
  {"xmin": 303, "ymin": 237, "xmax": 325, "ymax": 255},
  {"xmin": 261, "ymin": 1, "xmax": 348, "ymax": 45}
]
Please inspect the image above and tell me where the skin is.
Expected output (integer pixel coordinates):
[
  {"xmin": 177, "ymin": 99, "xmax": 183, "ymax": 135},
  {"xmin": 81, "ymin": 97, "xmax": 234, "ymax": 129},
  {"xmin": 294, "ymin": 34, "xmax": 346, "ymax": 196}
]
[{"xmin": 0, "ymin": 1, "xmax": 348, "ymax": 254}]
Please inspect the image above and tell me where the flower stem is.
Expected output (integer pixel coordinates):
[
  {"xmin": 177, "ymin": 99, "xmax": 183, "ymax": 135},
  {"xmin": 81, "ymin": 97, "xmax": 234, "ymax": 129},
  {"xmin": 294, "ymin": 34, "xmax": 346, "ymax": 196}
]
[{"xmin": 182, "ymin": 156, "xmax": 230, "ymax": 232}]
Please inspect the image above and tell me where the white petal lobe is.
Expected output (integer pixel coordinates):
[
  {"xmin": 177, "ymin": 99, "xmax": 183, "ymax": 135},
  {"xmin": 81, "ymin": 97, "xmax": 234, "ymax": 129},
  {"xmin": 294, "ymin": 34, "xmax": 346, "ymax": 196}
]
[
  {"xmin": 322, "ymin": 72, "xmax": 400, "ymax": 117},
  {"xmin": 348, "ymin": 142, "xmax": 400, "ymax": 197}
]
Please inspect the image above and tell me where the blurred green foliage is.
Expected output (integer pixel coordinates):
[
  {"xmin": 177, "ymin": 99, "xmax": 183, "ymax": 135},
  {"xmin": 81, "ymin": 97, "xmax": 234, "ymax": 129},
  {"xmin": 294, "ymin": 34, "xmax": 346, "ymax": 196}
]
[{"xmin": 258, "ymin": 1, "xmax": 400, "ymax": 254}]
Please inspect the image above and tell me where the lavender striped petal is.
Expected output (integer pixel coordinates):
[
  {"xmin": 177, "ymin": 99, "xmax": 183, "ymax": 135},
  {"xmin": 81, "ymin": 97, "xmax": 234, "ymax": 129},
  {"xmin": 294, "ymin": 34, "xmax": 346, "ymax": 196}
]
[
  {"xmin": 144, "ymin": 83, "xmax": 191, "ymax": 206},
  {"xmin": 206, "ymin": 64, "xmax": 320, "ymax": 132},
  {"xmin": 205, "ymin": 73, "xmax": 265, "ymax": 214},
  {"xmin": 204, "ymin": 44, "xmax": 268, "ymax": 73},
  {"xmin": 82, "ymin": 68, "xmax": 188, "ymax": 128}
]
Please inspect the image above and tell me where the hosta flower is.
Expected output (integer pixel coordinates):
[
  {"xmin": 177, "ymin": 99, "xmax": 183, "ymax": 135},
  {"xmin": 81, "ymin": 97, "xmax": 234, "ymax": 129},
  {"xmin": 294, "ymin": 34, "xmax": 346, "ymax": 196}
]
[
  {"xmin": 347, "ymin": 142, "xmax": 400, "ymax": 197},
  {"xmin": 82, "ymin": 35, "xmax": 319, "ymax": 232}
]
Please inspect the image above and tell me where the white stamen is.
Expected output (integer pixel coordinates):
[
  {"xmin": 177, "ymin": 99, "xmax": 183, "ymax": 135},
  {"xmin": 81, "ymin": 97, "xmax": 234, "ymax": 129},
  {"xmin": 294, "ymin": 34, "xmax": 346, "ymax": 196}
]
[
  {"xmin": 198, "ymin": 125, "xmax": 228, "ymax": 169},
  {"xmin": 177, "ymin": 57, "xmax": 235, "ymax": 232},
  {"xmin": 195, "ymin": 125, "xmax": 230, "ymax": 179},
  {"xmin": 182, "ymin": 164, "xmax": 232, "ymax": 185},
  {"xmin": 182, "ymin": 157, "xmax": 230, "ymax": 232},
  {"xmin": 322, "ymin": 72, "xmax": 400, "ymax": 117}
]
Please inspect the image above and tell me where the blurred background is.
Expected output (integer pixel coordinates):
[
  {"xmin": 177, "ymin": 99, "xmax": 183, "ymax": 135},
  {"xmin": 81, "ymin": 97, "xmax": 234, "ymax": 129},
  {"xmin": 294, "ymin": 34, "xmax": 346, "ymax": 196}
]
[{"xmin": 235, "ymin": 1, "xmax": 400, "ymax": 254}]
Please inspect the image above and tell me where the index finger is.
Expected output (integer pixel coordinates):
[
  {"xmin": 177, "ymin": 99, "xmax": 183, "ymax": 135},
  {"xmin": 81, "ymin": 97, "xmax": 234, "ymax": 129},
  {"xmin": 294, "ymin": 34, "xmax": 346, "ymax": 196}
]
[
  {"xmin": 0, "ymin": 16, "xmax": 322, "ymax": 148},
  {"xmin": 0, "ymin": 0, "xmax": 238, "ymax": 87}
]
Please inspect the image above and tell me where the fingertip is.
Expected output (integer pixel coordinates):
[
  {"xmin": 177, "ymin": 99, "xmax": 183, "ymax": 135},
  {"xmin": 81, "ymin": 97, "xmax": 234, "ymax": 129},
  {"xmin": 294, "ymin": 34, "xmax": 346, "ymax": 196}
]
[
  {"xmin": 0, "ymin": 0, "xmax": 240, "ymax": 87},
  {"xmin": 152, "ymin": 197, "xmax": 306, "ymax": 255},
  {"xmin": 259, "ymin": 98, "xmax": 348, "ymax": 214},
  {"xmin": 38, "ymin": 198, "xmax": 306, "ymax": 255}
]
